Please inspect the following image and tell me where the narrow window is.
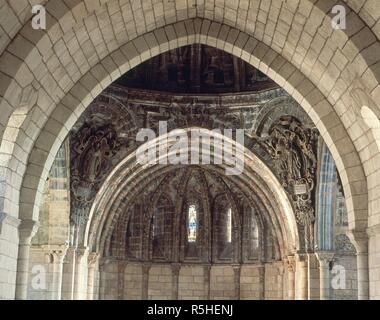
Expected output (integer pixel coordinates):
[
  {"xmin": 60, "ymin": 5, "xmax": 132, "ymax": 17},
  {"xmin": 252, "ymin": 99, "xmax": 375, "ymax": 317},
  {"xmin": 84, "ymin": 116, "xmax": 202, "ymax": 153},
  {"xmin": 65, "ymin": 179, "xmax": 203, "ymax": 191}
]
[
  {"xmin": 187, "ymin": 205, "xmax": 197, "ymax": 242},
  {"xmin": 226, "ymin": 208, "xmax": 232, "ymax": 243}
]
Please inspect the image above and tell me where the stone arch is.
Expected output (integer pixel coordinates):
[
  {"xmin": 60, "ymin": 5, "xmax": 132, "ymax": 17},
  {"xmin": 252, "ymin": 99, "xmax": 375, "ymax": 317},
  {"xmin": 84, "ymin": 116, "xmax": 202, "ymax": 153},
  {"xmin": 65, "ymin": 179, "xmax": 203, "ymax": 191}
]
[
  {"xmin": 1, "ymin": 0, "xmax": 380, "ymax": 298},
  {"xmin": 84, "ymin": 127, "xmax": 298, "ymax": 260},
  {"xmin": 1, "ymin": 2, "xmax": 379, "ymax": 232},
  {"xmin": 2, "ymin": 18, "xmax": 371, "ymax": 298},
  {"xmin": 253, "ymin": 96, "xmax": 313, "ymax": 135},
  {"xmin": 5, "ymin": 18, "xmax": 366, "ymax": 233}
]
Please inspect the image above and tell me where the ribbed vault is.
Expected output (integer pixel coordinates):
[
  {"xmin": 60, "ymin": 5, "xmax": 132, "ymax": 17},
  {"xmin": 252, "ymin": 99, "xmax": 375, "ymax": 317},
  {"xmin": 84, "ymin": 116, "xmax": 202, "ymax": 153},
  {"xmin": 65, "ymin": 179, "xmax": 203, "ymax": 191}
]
[
  {"xmin": 85, "ymin": 128, "xmax": 299, "ymax": 259},
  {"xmin": 1, "ymin": 0, "xmax": 380, "ymax": 299}
]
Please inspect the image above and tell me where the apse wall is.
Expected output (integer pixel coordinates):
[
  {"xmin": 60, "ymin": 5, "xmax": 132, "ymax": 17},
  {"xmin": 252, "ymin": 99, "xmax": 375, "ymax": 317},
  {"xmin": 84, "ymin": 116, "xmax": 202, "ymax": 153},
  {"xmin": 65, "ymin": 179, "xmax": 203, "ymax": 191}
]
[{"xmin": 99, "ymin": 261, "xmax": 287, "ymax": 300}]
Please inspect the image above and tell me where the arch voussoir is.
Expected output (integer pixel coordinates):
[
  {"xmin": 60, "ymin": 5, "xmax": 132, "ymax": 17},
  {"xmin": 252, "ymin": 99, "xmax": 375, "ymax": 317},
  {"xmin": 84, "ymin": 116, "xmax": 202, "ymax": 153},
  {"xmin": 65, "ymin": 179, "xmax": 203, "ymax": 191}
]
[{"xmin": 1, "ymin": 0, "xmax": 380, "ymax": 299}]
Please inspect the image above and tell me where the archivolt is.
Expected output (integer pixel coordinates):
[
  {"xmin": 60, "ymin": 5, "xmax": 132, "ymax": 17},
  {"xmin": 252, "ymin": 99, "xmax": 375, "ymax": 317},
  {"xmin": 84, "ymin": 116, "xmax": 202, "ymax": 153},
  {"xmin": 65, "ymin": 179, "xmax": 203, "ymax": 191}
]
[
  {"xmin": 85, "ymin": 128, "xmax": 298, "ymax": 258},
  {"xmin": 0, "ymin": 7, "xmax": 374, "ymax": 248}
]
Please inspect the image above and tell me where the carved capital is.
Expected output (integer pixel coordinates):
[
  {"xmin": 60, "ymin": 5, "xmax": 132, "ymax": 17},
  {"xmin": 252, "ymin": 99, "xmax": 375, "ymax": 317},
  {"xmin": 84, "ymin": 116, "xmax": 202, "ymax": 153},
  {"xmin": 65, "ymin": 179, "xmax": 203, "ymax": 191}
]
[
  {"xmin": 295, "ymin": 252, "xmax": 308, "ymax": 262},
  {"xmin": 334, "ymin": 234, "xmax": 356, "ymax": 253},
  {"xmin": 88, "ymin": 252, "xmax": 99, "ymax": 266},
  {"xmin": 232, "ymin": 264, "xmax": 242, "ymax": 279},
  {"xmin": 286, "ymin": 255, "xmax": 296, "ymax": 273},
  {"xmin": 75, "ymin": 246, "xmax": 89, "ymax": 261},
  {"xmin": 315, "ymin": 251, "xmax": 334, "ymax": 267},
  {"xmin": 42, "ymin": 244, "xmax": 68, "ymax": 263},
  {"xmin": 277, "ymin": 265, "xmax": 285, "ymax": 275},
  {"xmin": 98, "ymin": 257, "xmax": 112, "ymax": 271}
]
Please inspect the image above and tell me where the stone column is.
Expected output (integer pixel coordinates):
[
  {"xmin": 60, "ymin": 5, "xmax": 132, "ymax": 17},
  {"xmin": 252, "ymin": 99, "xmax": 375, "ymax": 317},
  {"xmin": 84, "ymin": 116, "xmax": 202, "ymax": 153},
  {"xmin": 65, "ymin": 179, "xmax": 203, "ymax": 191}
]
[
  {"xmin": 258, "ymin": 264, "xmax": 265, "ymax": 300},
  {"xmin": 348, "ymin": 230, "xmax": 369, "ymax": 300},
  {"xmin": 307, "ymin": 253, "xmax": 320, "ymax": 300},
  {"xmin": 203, "ymin": 265, "xmax": 211, "ymax": 300},
  {"xmin": 0, "ymin": 213, "xmax": 20, "ymax": 300},
  {"xmin": 356, "ymin": 251, "xmax": 369, "ymax": 300},
  {"xmin": 171, "ymin": 264, "xmax": 181, "ymax": 300},
  {"xmin": 295, "ymin": 253, "xmax": 308, "ymax": 300},
  {"xmin": 142, "ymin": 263, "xmax": 151, "ymax": 300},
  {"xmin": 277, "ymin": 265, "xmax": 285, "ymax": 300},
  {"xmin": 117, "ymin": 260, "xmax": 127, "ymax": 300},
  {"xmin": 98, "ymin": 259, "xmax": 107, "ymax": 300},
  {"xmin": 15, "ymin": 219, "xmax": 39, "ymax": 300},
  {"xmin": 286, "ymin": 256, "xmax": 296, "ymax": 300},
  {"xmin": 87, "ymin": 253, "xmax": 99, "ymax": 300},
  {"xmin": 50, "ymin": 246, "xmax": 68, "ymax": 300},
  {"xmin": 73, "ymin": 247, "xmax": 89, "ymax": 300},
  {"xmin": 233, "ymin": 265, "xmax": 241, "ymax": 300},
  {"xmin": 61, "ymin": 246, "xmax": 76, "ymax": 300},
  {"xmin": 367, "ymin": 224, "xmax": 380, "ymax": 300},
  {"xmin": 315, "ymin": 251, "xmax": 334, "ymax": 300}
]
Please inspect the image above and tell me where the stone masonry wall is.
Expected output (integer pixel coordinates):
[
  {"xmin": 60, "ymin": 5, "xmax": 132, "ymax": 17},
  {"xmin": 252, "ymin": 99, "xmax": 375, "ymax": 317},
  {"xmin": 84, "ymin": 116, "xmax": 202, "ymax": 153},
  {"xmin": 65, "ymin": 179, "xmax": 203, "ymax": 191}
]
[
  {"xmin": 240, "ymin": 265, "xmax": 263, "ymax": 300},
  {"xmin": 178, "ymin": 266, "xmax": 205, "ymax": 300},
  {"xmin": 332, "ymin": 254, "xmax": 358, "ymax": 300},
  {"xmin": 101, "ymin": 261, "xmax": 284, "ymax": 300},
  {"xmin": 148, "ymin": 265, "xmax": 173, "ymax": 300},
  {"xmin": 124, "ymin": 263, "xmax": 142, "ymax": 300}
]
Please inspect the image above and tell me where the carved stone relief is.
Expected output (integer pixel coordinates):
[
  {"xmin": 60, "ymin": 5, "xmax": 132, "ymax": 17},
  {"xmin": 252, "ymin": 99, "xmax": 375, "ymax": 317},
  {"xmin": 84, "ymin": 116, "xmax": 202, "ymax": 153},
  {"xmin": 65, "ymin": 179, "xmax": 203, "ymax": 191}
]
[
  {"xmin": 253, "ymin": 116, "xmax": 319, "ymax": 252},
  {"xmin": 69, "ymin": 83, "xmax": 319, "ymax": 254},
  {"xmin": 334, "ymin": 234, "xmax": 356, "ymax": 253}
]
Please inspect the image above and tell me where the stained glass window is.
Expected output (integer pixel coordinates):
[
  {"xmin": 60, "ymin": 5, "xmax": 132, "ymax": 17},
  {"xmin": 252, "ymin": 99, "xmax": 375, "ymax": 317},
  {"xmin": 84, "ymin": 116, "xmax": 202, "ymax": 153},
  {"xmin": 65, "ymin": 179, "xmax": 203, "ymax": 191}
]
[
  {"xmin": 187, "ymin": 204, "xmax": 197, "ymax": 242},
  {"xmin": 226, "ymin": 208, "xmax": 232, "ymax": 243}
]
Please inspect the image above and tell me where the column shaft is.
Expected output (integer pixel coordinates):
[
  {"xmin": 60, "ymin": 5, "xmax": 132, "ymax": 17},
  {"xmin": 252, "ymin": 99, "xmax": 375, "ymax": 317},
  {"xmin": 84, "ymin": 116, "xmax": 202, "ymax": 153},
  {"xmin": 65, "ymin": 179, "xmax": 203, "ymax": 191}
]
[
  {"xmin": 73, "ymin": 247, "xmax": 89, "ymax": 300},
  {"xmin": 51, "ymin": 248, "xmax": 67, "ymax": 300},
  {"xmin": 171, "ymin": 264, "xmax": 180, "ymax": 300},
  {"xmin": 258, "ymin": 264, "xmax": 265, "ymax": 300},
  {"xmin": 87, "ymin": 253, "xmax": 99, "ymax": 300},
  {"xmin": 233, "ymin": 265, "xmax": 241, "ymax": 300},
  {"xmin": 142, "ymin": 264, "xmax": 151, "ymax": 300},
  {"xmin": 98, "ymin": 261, "xmax": 107, "ymax": 300},
  {"xmin": 357, "ymin": 252, "xmax": 369, "ymax": 300},
  {"xmin": 315, "ymin": 251, "xmax": 334, "ymax": 300},
  {"xmin": 348, "ymin": 231, "xmax": 369, "ymax": 300},
  {"xmin": 307, "ymin": 253, "xmax": 320, "ymax": 300},
  {"xmin": 286, "ymin": 256, "xmax": 296, "ymax": 300},
  {"xmin": 61, "ymin": 247, "xmax": 76, "ymax": 300},
  {"xmin": 295, "ymin": 254, "xmax": 308, "ymax": 300},
  {"xmin": 15, "ymin": 220, "xmax": 38, "ymax": 300},
  {"xmin": 319, "ymin": 263, "xmax": 329, "ymax": 300},
  {"xmin": 204, "ymin": 265, "xmax": 211, "ymax": 300},
  {"xmin": 118, "ymin": 261, "xmax": 126, "ymax": 300}
]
